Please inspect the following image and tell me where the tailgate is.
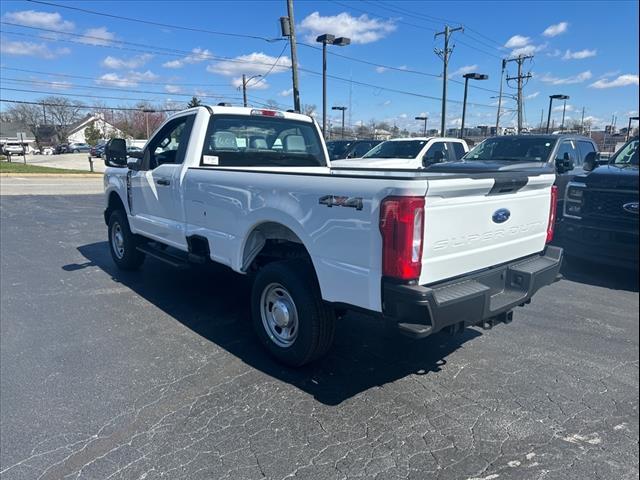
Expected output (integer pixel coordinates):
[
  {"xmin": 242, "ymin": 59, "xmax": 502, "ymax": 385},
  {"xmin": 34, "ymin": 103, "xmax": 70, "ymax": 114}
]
[{"xmin": 420, "ymin": 174, "xmax": 555, "ymax": 285}]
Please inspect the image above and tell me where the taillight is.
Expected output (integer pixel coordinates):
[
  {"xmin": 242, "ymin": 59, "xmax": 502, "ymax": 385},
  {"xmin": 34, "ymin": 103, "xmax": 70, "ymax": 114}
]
[
  {"xmin": 379, "ymin": 196, "xmax": 425, "ymax": 280},
  {"xmin": 546, "ymin": 185, "xmax": 558, "ymax": 243}
]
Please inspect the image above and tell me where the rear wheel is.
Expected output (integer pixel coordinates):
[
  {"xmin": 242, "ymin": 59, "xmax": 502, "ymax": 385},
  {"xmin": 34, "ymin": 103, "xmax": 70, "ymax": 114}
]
[
  {"xmin": 251, "ymin": 260, "xmax": 335, "ymax": 367},
  {"xmin": 108, "ymin": 210, "xmax": 145, "ymax": 270}
]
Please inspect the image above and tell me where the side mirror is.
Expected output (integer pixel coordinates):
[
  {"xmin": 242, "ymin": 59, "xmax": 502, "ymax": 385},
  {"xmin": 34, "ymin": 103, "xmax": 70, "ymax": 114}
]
[
  {"xmin": 104, "ymin": 138, "xmax": 127, "ymax": 167},
  {"xmin": 127, "ymin": 157, "xmax": 142, "ymax": 171},
  {"xmin": 583, "ymin": 151, "xmax": 598, "ymax": 172},
  {"xmin": 556, "ymin": 152, "xmax": 575, "ymax": 174}
]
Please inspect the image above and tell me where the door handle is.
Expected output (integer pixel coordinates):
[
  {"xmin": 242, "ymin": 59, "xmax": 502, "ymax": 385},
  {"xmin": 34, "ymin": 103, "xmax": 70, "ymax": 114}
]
[{"xmin": 156, "ymin": 179, "xmax": 170, "ymax": 186}]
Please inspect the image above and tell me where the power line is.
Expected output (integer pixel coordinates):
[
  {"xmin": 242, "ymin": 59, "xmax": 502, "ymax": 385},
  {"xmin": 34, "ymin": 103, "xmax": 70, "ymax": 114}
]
[
  {"xmin": 1, "ymin": 26, "xmax": 500, "ymax": 109},
  {"xmin": 0, "ymin": 67, "xmax": 232, "ymax": 88},
  {"xmin": 0, "ymin": 98, "xmax": 181, "ymax": 112},
  {"xmin": 0, "ymin": 77, "xmax": 244, "ymax": 100},
  {"xmin": 25, "ymin": 0, "xmax": 283, "ymax": 42}
]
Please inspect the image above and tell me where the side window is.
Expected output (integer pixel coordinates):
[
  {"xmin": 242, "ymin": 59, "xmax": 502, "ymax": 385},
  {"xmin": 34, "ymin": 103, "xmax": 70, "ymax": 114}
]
[
  {"xmin": 577, "ymin": 141, "xmax": 596, "ymax": 165},
  {"xmin": 449, "ymin": 142, "xmax": 466, "ymax": 160},
  {"xmin": 146, "ymin": 115, "xmax": 194, "ymax": 169},
  {"xmin": 555, "ymin": 140, "xmax": 577, "ymax": 164},
  {"xmin": 424, "ymin": 141, "xmax": 448, "ymax": 163},
  {"xmin": 352, "ymin": 142, "xmax": 373, "ymax": 157}
]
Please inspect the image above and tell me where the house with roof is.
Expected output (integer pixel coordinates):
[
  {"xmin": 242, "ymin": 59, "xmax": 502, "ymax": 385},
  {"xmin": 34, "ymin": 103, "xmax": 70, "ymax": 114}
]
[{"xmin": 66, "ymin": 113, "xmax": 127, "ymax": 144}]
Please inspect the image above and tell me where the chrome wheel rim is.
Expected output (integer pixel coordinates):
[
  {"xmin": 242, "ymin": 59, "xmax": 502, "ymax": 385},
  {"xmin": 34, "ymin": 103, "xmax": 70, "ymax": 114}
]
[
  {"xmin": 111, "ymin": 222, "xmax": 125, "ymax": 259},
  {"xmin": 260, "ymin": 283, "xmax": 298, "ymax": 348}
]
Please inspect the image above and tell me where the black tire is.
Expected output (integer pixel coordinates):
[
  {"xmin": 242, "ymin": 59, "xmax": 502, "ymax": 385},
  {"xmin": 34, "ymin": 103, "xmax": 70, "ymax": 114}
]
[
  {"xmin": 108, "ymin": 210, "xmax": 145, "ymax": 270},
  {"xmin": 251, "ymin": 260, "xmax": 335, "ymax": 367}
]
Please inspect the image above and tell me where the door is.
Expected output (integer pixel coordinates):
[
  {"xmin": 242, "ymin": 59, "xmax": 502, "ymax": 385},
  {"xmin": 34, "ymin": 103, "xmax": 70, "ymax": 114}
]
[
  {"xmin": 553, "ymin": 140, "xmax": 580, "ymax": 218},
  {"xmin": 129, "ymin": 114, "xmax": 195, "ymax": 248}
]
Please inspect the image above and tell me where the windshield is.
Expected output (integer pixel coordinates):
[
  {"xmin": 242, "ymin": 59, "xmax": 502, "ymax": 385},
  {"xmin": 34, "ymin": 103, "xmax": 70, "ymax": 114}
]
[
  {"xmin": 362, "ymin": 140, "xmax": 427, "ymax": 159},
  {"xmin": 326, "ymin": 141, "xmax": 352, "ymax": 159},
  {"xmin": 463, "ymin": 137, "xmax": 556, "ymax": 162},
  {"xmin": 610, "ymin": 139, "xmax": 638, "ymax": 167}
]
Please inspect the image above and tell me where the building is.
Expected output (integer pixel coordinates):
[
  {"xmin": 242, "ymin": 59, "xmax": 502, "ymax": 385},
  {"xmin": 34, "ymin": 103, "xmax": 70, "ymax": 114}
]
[
  {"xmin": 373, "ymin": 128, "xmax": 391, "ymax": 141},
  {"xmin": 0, "ymin": 122, "xmax": 38, "ymax": 153},
  {"xmin": 66, "ymin": 113, "xmax": 126, "ymax": 143}
]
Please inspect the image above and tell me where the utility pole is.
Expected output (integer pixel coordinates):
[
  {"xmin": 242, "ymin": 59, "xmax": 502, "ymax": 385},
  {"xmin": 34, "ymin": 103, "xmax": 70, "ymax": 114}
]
[
  {"xmin": 283, "ymin": 0, "xmax": 301, "ymax": 112},
  {"xmin": 580, "ymin": 106, "xmax": 585, "ymax": 134},
  {"xmin": 506, "ymin": 54, "xmax": 533, "ymax": 134},
  {"xmin": 495, "ymin": 59, "xmax": 506, "ymax": 135},
  {"xmin": 435, "ymin": 25, "xmax": 463, "ymax": 137},
  {"xmin": 242, "ymin": 74, "xmax": 248, "ymax": 107}
]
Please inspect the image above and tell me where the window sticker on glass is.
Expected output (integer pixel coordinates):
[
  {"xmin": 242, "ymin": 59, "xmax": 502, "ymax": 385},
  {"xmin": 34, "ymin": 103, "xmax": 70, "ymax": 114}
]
[{"xmin": 203, "ymin": 155, "xmax": 219, "ymax": 166}]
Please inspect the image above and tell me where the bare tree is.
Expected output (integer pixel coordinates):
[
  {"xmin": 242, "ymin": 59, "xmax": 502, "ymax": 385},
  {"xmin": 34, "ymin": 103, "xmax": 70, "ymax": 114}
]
[
  {"xmin": 43, "ymin": 96, "xmax": 85, "ymax": 141},
  {"xmin": 4, "ymin": 102, "xmax": 47, "ymax": 148}
]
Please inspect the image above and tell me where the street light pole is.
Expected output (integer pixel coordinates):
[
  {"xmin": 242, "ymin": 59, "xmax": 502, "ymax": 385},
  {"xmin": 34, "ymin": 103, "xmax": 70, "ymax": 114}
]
[
  {"xmin": 560, "ymin": 98, "xmax": 568, "ymax": 132},
  {"xmin": 332, "ymin": 106, "xmax": 347, "ymax": 138},
  {"xmin": 142, "ymin": 109, "xmax": 155, "ymax": 138},
  {"xmin": 415, "ymin": 116, "xmax": 428, "ymax": 136},
  {"xmin": 316, "ymin": 34, "xmax": 350, "ymax": 138},
  {"xmin": 460, "ymin": 73, "xmax": 488, "ymax": 139},
  {"xmin": 241, "ymin": 74, "xmax": 262, "ymax": 107},
  {"xmin": 546, "ymin": 94, "xmax": 569, "ymax": 133}
]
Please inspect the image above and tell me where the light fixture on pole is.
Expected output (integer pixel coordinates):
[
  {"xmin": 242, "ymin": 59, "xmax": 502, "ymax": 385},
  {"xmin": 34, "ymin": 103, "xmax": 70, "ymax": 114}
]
[
  {"xmin": 415, "ymin": 116, "xmax": 428, "ymax": 136},
  {"xmin": 460, "ymin": 72, "xmax": 488, "ymax": 139},
  {"xmin": 241, "ymin": 74, "xmax": 263, "ymax": 107},
  {"xmin": 316, "ymin": 34, "xmax": 351, "ymax": 138},
  {"xmin": 626, "ymin": 116, "xmax": 639, "ymax": 141},
  {"xmin": 546, "ymin": 94, "xmax": 569, "ymax": 133},
  {"xmin": 332, "ymin": 106, "xmax": 347, "ymax": 138}
]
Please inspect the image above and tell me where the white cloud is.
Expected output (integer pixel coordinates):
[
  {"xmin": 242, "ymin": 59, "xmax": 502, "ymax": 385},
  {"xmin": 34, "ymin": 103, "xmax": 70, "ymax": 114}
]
[
  {"xmin": 375, "ymin": 66, "xmax": 387, "ymax": 73},
  {"xmin": 553, "ymin": 104, "xmax": 574, "ymax": 112},
  {"xmin": 231, "ymin": 76, "xmax": 269, "ymax": 90},
  {"xmin": 162, "ymin": 48, "xmax": 212, "ymax": 69},
  {"xmin": 563, "ymin": 49, "xmax": 596, "ymax": 60},
  {"xmin": 278, "ymin": 88, "xmax": 293, "ymax": 97},
  {"xmin": 0, "ymin": 40, "xmax": 70, "ymax": 59},
  {"xmin": 538, "ymin": 70, "xmax": 592, "ymax": 85},
  {"xmin": 504, "ymin": 35, "xmax": 530, "ymax": 48},
  {"xmin": 589, "ymin": 74, "xmax": 639, "ymax": 89},
  {"xmin": 164, "ymin": 84, "xmax": 182, "ymax": 94},
  {"xmin": 397, "ymin": 65, "xmax": 408, "ymax": 70},
  {"xmin": 299, "ymin": 11, "xmax": 396, "ymax": 44},
  {"xmin": 543, "ymin": 22, "xmax": 568, "ymax": 37},
  {"xmin": 97, "ymin": 70, "xmax": 158, "ymax": 87},
  {"xmin": 546, "ymin": 49, "xmax": 562, "ymax": 57},
  {"xmin": 207, "ymin": 52, "xmax": 291, "ymax": 78},
  {"xmin": 49, "ymin": 80, "xmax": 72, "ymax": 90},
  {"xmin": 102, "ymin": 53, "xmax": 153, "ymax": 69},
  {"xmin": 525, "ymin": 91, "xmax": 540, "ymax": 99},
  {"xmin": 2, "ymin": 10, "xmax": 74, "ymax": 31},
  {"xmin": 511, "ymin": 43, "xmax": 546, "ymax": 57},
  {"xmin": 452, "ymin": 64, "xmax": 479, "ymax": 76},
  {"xmin": 78, "ymin": 27, "xmax": 116, "ymax": 46},
  {"xmin": 382, "ymin": 100, "xmax": 392, "ymax": 106}
]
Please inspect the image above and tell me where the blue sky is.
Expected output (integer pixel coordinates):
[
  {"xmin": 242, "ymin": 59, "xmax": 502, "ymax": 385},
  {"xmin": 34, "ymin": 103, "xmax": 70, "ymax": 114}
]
[{"xmin": 1, "ymin": 0, "xmax": 638, "ymax": 132}]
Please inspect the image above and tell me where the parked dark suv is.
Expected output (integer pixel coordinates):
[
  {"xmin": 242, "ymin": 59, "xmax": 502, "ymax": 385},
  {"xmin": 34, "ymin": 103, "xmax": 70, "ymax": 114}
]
[
  {"xmin": 326, "ymin": 139, "xmax": 381, "ymax": 160},
  {"xmin": 558, "ymin": 137, "xmax": 638, "ymax": 269}
]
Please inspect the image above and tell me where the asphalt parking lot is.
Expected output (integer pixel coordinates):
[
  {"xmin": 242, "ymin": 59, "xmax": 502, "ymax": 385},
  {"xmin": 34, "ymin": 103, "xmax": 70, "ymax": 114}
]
[{"xmin": 1, "ymin": 193, "xmax": 638, "ymax": 480}]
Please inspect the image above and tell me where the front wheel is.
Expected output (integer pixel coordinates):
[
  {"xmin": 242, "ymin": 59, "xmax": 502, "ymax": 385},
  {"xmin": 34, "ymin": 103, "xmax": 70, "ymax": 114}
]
[
  {"xmin": 251, "ymin": 260, "xmax": 335, "ymax": 367},
  {"xmin": 108, "ymin": 210, "xmax": 145, "ymax": 270}
]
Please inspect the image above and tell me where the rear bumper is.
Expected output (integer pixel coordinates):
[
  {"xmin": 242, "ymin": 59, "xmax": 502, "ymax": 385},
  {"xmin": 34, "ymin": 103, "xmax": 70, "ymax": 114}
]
[{"xmin": 382, "ymin": 246, "xmax": 563, "ymax": 338}]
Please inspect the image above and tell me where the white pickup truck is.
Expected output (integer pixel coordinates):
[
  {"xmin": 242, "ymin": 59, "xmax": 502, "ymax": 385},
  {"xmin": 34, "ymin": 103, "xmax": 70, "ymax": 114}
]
[{"xmin": 103, "ymin": 105, "xmax": 562, "ymax": 366}]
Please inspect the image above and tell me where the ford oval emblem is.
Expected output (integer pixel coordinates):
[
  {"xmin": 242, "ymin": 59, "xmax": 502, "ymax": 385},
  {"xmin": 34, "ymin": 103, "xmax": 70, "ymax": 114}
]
[
  {"xmin": 623, "ymin": 202, "xmax": 639, "ymax": 215},
  {"xmin": 492, "ymin": 208, "xmax": 511, "ymax": 224}
]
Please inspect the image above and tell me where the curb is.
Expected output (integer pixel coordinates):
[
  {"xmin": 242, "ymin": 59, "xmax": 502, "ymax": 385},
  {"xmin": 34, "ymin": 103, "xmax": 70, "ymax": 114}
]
[{"xmin": 0, "ymin": 173, "xmax": 103, "ymax": 178}]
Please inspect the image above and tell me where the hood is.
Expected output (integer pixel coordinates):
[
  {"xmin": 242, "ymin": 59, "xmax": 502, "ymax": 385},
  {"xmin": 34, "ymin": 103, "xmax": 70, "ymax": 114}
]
[
  {"xmin": 330, "ymin": 157, "xmax": 419, "ymax": 169},
  {"xmin": 584, "ymin": 164, "xmax": 639, "ymax": 190}
]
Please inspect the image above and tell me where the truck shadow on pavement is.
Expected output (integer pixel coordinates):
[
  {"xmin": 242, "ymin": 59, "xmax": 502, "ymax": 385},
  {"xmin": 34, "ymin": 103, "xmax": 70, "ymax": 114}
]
[
  {"xmin": 560, "ymin": 258, "xmax": 639, "ymax": 293},
  {"xmin": 73, "ymin": 241, "xmax": 481, "ymax": 406}
]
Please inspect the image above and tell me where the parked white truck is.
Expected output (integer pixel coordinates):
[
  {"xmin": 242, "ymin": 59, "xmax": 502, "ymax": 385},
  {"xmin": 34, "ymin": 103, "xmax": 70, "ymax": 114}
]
[{"xmin": 103, "ymin": 105, "xmax": 562, "ymax": 366}]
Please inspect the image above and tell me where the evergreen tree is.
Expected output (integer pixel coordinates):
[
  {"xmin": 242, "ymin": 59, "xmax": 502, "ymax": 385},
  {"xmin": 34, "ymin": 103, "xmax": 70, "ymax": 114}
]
[
  {"xmin": 84, "ymin": 121, "xmax": 102, "ymax": 146},
  {"xmin": 187, "ymin": 96, "xmax": 202, "ymax": 108}
]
